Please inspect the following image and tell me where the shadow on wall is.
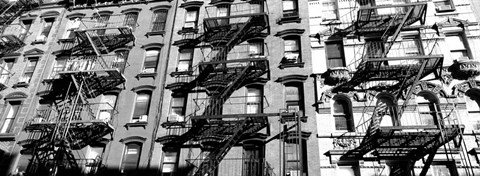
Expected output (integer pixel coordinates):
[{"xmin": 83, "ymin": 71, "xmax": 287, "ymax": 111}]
[{"xmin": 1, "ymin": 150, "xmax": 18, "ymax": 176}]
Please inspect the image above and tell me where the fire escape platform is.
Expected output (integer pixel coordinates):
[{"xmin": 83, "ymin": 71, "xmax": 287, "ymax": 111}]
[
  {"xmin": 72, "ymin": 28, "xmax": 134, "ymax": 55},
  {"xmin": 342, "ymin": 125, "xmax": 463, "ymax": 160},
  {"xmin": 333, "ymin": 55, "xmax": 443, "ymax": 92},
  {"xmin": 58, "ymin": 69, "xmax": 125, "ymax": 97},
  {"xmin": 0, "ymin": 34, "xmax": 25, "ymax": 55},
  {"xmin": 354, "ymin": 3, "xmax": 427, "ymax": 35},
  {"xmin": 203, "ymin": 13, "xmax": 268, "ymax": 32}
]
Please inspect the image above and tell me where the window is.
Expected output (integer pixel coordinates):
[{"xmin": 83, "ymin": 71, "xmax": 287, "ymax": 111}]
[
  {"xmin": 282, "ymin": 0, "xmax": 298, "ymax": 17},
  {"xmin": 36, "ymin": 17, "xmax": 54, "ymax": 42},
  {"xmin": 151, "ymin": 9, "xmax": 168, "ymax": 32},
  {"xmin": 248, "ymin": 40, "xmax": 264, "ymax": 56},
  {"xmin": 51, "ymin": 58, "xmax": 66, "ymax": 79},
  {"xmin": 325, "ymin": 41, "xmax": 345, "ymax": 67},
  {"xmin": 416, "ymin": 92, "xmax": 440, "ymax": 126},
  {"xmin": 19, "ymin": 20, "xmax": 32, "ymax": 41},
  {"xmin": 365, "ymin": 38, "xmax": 385, "ymax": 58},
  {"xmin": 377, "ymin": 96, "xmax": 398, "ymax": 127},
  {"xmin": 446, "ymin": 33, "xmax": 470, "ymax": 60},
  {"xmin": 282, "ymin": 37, "xmax": 301, "ymax": 64},
  {"xmin": 63, "ymin": 18, "xmax": 81, "ymax": 39},
  {"xmin": 114, "ymin": 50, "xmax": 129, "ymax": 73},
  {"xmin": 161, "ymin": 151, "xmax": 179, "ymax": 175},
  {"xmin": 216, "ymin": 5, "xmax": 230, "ymax": 26},
  {"xmin": 401, "ymin": 35, "xmax": 423, "ymax": 56},
  {"xmin": 334, "ymin": 165, "xmax": 358, "ymax": 176},
  {"xmin": 322, "ymin": 0, "xmax": 338, "ymax": 20},
  {"xmin": 121, "ymin": 142, "xmax": 142, "ymax": 175},
  {"xmin": 98, "ymin": 94, "xmax": 118, "ymax": 122},
  {"xmin": 132, "ymin": 91, "xmax": 151, "ymax": 122},
  {"xmin": 184, "ymin": 8, "xmax": 199, "ymax": 28},
  {"xmin": 177, "ymin": 49, "xmax": 193, "ymax": 72},
  {"xmin": 168, "ymin": 95, "xmax": 187, "ymax": 122},
  {"xmin": 85, "ymin": 145, "xmax": 105, "ymax": 174},
  {"xmin": 0, "ymin": 101, "xmax": 21, "ymax": 133},
  {"xmin": 94, "ymin": 14, "xmax": 110, "ymax": 35},
  {"xmin": 243, "ymin": 143, "xmax": 264, "ymax": 176},
  {"xmin": 0, "ymin": 59, "xmax": 14, "ymax": 84},
  {"xmin": 284, "ymin": 139, "xmax": 307, "ymax": 176},
  {"xmin": 124, "ymin": 12, "xmax": 139, "ymax": 31},
  {"xmin": 466, "ymin": 90, "xmax": 480, "ymax": 129},
  {"xmin": 143, "ymin": 49, "xmax": 160, "ymax": 73},
  {"xmin": 246, "ymin": 87, "xmax": 263, "ymax": 114},
  {"xmin": 285, "ymin": 83, "xmax": 304, "ymax": 113},
  {"xmin": 333, "ymin": 98, "xmax": 354, "ymax": 131},
  {"xmin": 434, "ymin": 0, "xmax": 455, "ymax": 12},
  {"xmin": 19, "ymin": 57, "xmax": 38, "ymax": 83}
]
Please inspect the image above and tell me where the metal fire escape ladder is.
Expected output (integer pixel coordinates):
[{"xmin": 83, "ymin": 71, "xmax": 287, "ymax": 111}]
[
  {"xmin": 193, "ymin": 119, "xmax": 249, "ymax": 176},
  {"xmin": 383, "ymin": 6, "xmax": 415, "ymax": 57}
]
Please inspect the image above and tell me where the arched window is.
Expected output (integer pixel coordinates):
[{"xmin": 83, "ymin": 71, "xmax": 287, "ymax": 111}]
[
  {"xmin": 415, "ymin": 91, "xmax": 440, "ymax": 126},
  {"xmin": 333, "ymin": 96, "xmax": 354, "ymax": 132},
  {"xmin": 121, "ymin": 142, "xmax": 142, "ymax": 175},
  {"xmin": 466, "ymin": 89, "xmax": 480, "ymax": 129},
  {"xmin": 376, "ymin": 94, "xmax": 398, "ymax": 127}
]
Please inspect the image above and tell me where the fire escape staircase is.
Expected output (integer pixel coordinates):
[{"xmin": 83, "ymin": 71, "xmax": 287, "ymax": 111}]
[
  {"xmin": 332, "ymin": 2, "xmax": 463, "ymax": 175},
  {"xmin": 21, "ymin": 22, "xmax": 131, "ymax": 175},
  {"xmin": 0, "ymin": 0, "xmax": 42, "ymax": 56},
  {"xmin": 160, "ymin": 4, "xmax": 270, "ymax": 176}
]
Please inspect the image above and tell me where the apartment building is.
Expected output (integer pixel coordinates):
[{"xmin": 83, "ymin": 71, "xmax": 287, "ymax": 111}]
[
  {"xmin": 0, "ymin": 0, "xmax": 322, "ymax": 176},
  {"xmin": 310, "ymin": 0, "xmax": 480, "ymax": 175}
]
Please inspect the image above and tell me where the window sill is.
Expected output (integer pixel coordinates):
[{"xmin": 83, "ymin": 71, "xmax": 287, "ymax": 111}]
[
  {"xmin": 279, "ymin": 62, "xmax": 305, "ymax": 69},
  {"xmin": 320, "ymin": 20, "xmax": 341, "ymax": 25},
  {"xmin": 146, "ymin": 31, "xmax": 165, "ymax": 37},
  {"xmin": 31, "ymin": 40, "xmax": 46, "ymax": 45},
  {"xmin": 136, "ymin": 72, "xmax": 157, "ymax": 79},
  {"xmin": 277, "ymin": 16, "xmax": 301, "ymax": 25},
  {"xmin": 178, "ymin": 27, "xmax": 198, "ymax": 34},
  {"xmin": 435, "ymin": 11, "xmax": 458, "ymax": 16},
  {"xmin": 125, "ymin": 121, "xmax": 148, "ymax": 129},
  {"xmin": 13, "ymin": 82, "xmax": 29, "ymax": 88},
  {"xmin": 0, "ymin": 133, "xmax": 15, "ymax": 140},
  {"xmin": 170, "ymin": 71, "xmax": 193, "ymax": 77}
]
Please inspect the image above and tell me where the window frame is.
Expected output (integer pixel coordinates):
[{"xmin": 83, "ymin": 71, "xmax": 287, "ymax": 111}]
[
  {"xmin": 282, "ymin": 0, "xmax": 299, "ymax": 18},
  {"xmin": 160, "ymin": 150, "xmax": 180, "ymax": 175},
  {"xmin": 282, "ymin": 36, "xmax": 301, "ymax": 64},
  {"xmin": 321, "ymin": 0, "xmax": 339, "ymax": 21},
  {"xmin": 132, "ymin": 91, "xmax": 152, "ymax": 122},
  {"xmin": 124, "ymin": 12, "xmax": 139, "ymax": 31},
  {"xmin": 176, "ymin": 48, "xmax": 194, "ymax": 72},
  {"xmin": 434, "ymin": 0, "xmax": 455, "ymax": 12},
  {"xmin": 151, "ymin": 9, "xmax": 168, "ymax": 32},
  {"xmin": 284, "ymin": 83, "xmax": 304, "ymax": 113},
  {"xmin": 246, "ymin": 86, "xmax": 263, "ymax": 114},
  {"xmin": 19, "ymin": 19, "xmax": 33, "ymax": 41},
  {"xmin": 0, "ymin": 101, "xmax": 21, "ymax": 134},
  {"xmin": 445, "ymin": 32, "xmax": 471, "ymax": 60},
  {"xmin": 120, "ymin": 142, "xmax": 143, "ymax": 174},
  {"xmin": 184, "ymin": 8, "xmax": 199, "ymax": 29},
  {"xmin": 0, "ymin": 58, "xmax": 15, "ymax": 84},
  {"xmin": 143, "ymin": 48, "xmax": 161, "ymax": 73},
  {"xmin": 19, "ymin": 57, "xmax": 38, "ymax": 84},
  {"xmin": 325, "ymin": 40, "xmax": 346, "ymax": 68},
  {"xmin": 63, "ymin": 17, "xmax": 82, "ymax": 39},
  {"xmin": 168, "ymin": 94, "xmax": 187, "ymax": 122},
  {"xmin": 36, "ymin": 17, "xmax": 55, "ymax": 42}
]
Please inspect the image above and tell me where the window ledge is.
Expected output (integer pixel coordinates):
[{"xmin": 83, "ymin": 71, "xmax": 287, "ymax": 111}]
[
  {"xmin": 13, "ymin": 82, "xmax": 29, "ymax": 88},
  {"xmin": 125, "ymin": 121, "xmax": 148, "ymax": 129},
  {"xmin": 320, "ymin": 20, "xmax": 341, "ymax": 25},
  {"xmin": 170, "ymin": 71, "xmax": 193, "ymax": 77},
  {"xmin": 136, "ymin": 72, "xmax": 157, "ymax": 79},
  {"xmin": 146, "ymin": 31, "xmax": 165, "ymax": 37},
  {"xmin": 279, "ymin": 62, "xmax": 305, "ymax": 69},
  {"xmin": 435, "ymin": 11, "xmax": 458, "ymax": 16},
  {"xmin": 277, "ymin": 16, "xmax": 301, "ymax": 25},
  {"xmin": 31, "ymin": 40, "xmax": 46, "ymax": 45},
  {"xmin": 178, "ymin": 27, "xmax": 199, "ymax": 34},
  {"xmin": 57, "ymin": 38, "xmax": 75, "ymax": 43},
  {"xmin": 0, "ymin": 133, "xmax": 15, "ymax": 140}
]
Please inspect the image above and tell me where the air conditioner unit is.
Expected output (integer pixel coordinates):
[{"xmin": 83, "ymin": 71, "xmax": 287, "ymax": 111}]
[
  {"xmin": 139, "ymin": 115, "xmax": 148, "ymax": 122},
  {"xmin": 35, "ymin": 35, "xmax": 47, "ymax": 42},
  {"xmin": 169, "ymin": 114, "xmax": 184, "ymax": 122},
  {"xmin": 436, "ymin": 5, "xmax": 453, "ymax": 11}
]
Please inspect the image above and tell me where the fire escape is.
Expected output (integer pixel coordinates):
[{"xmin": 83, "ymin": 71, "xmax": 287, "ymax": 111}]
[
  {"xmin": 158, "ymin": 1, "xmax": 270, "ymax": 176},
  {"xmin": 331, "ymin": 1, "xmax": 463, "ymax": 175},
  {"xmin": 19, "ymin": 14, "xmax": 134, "ymax": 176},
  {"xmin": 0, "ymin": 0, "xmax": 42, "ymax": 90}
]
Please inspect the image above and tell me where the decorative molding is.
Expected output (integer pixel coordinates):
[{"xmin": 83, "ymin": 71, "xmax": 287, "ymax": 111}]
[
  {"xmin": 5, "ymin": 92, "xmax": 28, "ymax": 100},
  {"xmin": 275, "ymin": 29, "xmax": 305, "ymax": 38},
  {"xmin": 131, "ymin": 85, "xmax": 156, "ymax": 92},
  {"xmin": 119, "ymin": 136, "xmax": 147, "ymax": 143},
  {"xmin": 406, "ymin": 81, "xmax": 447, "ymax": 99},
  {"xmin": 275, "ymin": 74, "xmax": 308, "ymax": 83},
  {"xmin": 453, "ymin": 79, "xmax": 480, "ymax": 97}
]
